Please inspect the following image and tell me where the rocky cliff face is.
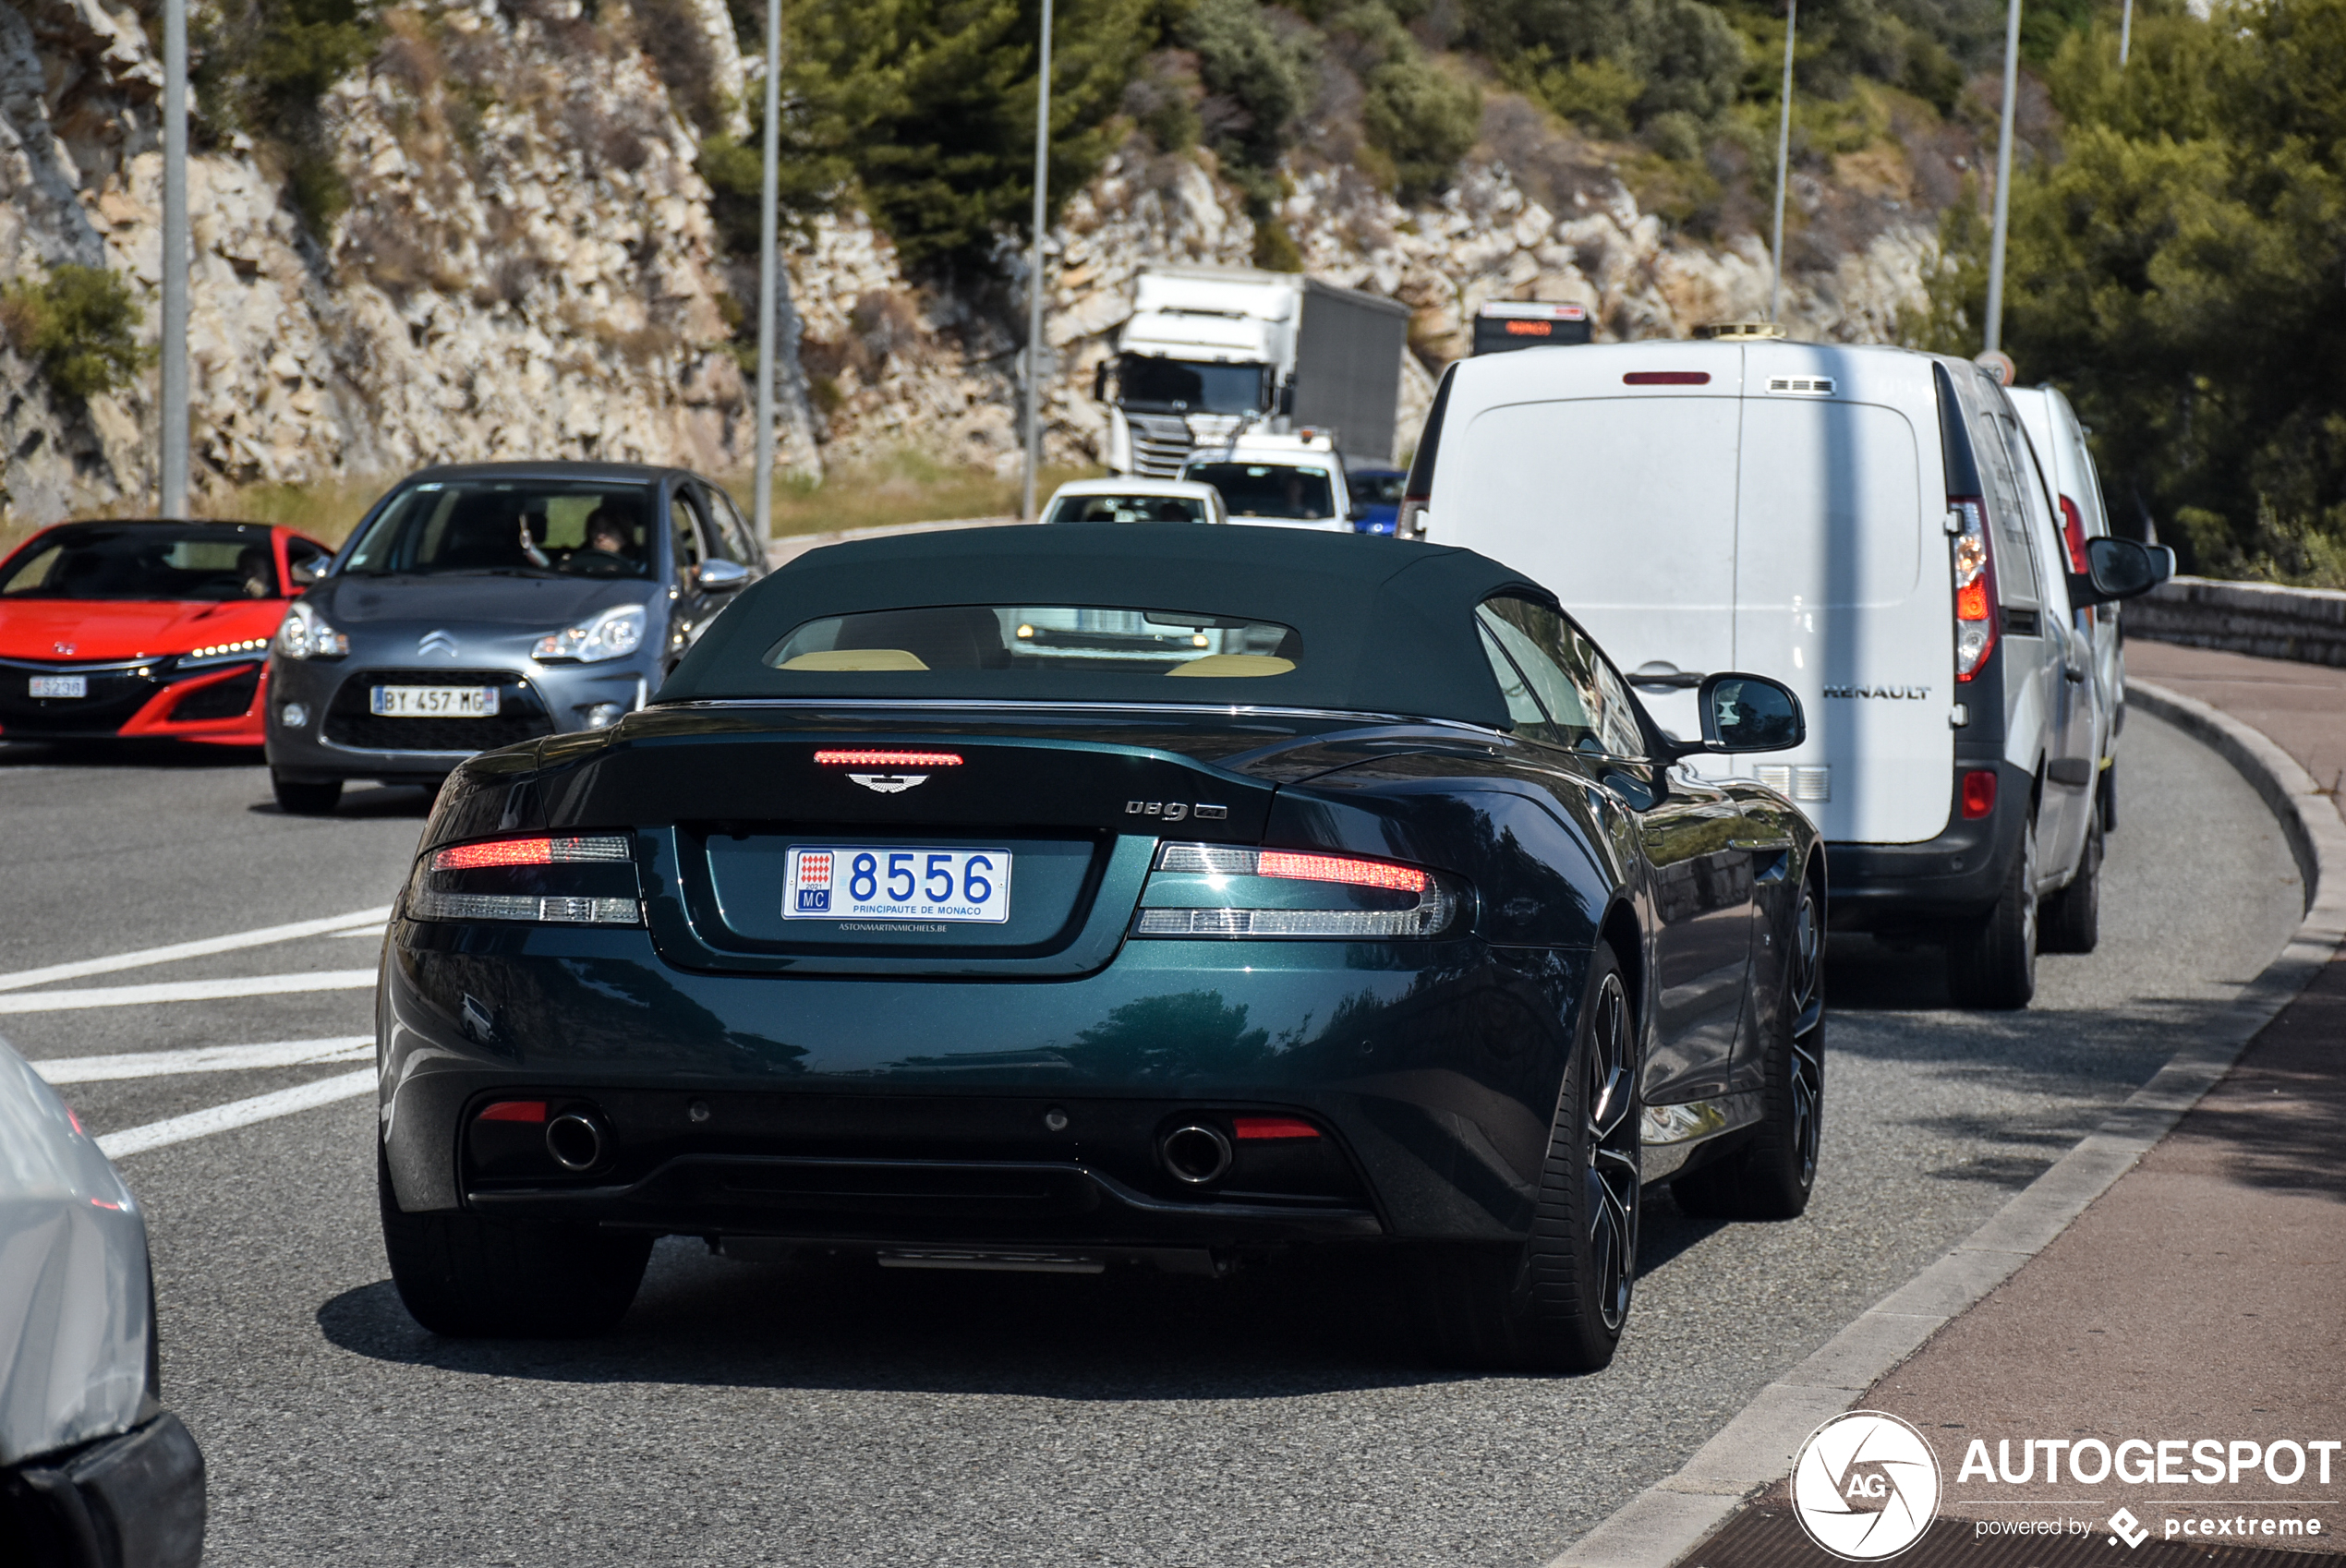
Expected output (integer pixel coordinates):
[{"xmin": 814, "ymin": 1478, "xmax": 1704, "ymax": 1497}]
[{"xmin": 0, "ymin": 0, "xmax": 1940, "ymax": 524}]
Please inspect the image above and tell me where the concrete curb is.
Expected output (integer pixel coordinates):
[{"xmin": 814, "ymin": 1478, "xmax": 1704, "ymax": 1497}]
[{"xmin": 1544, "ymin": 685, "xmax": 2346, "ymax": 1568}]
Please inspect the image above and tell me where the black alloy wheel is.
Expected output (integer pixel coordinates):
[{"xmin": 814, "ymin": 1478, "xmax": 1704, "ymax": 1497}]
[
  {"xmin": 1415, "ymin": 944, "xmax": 1639, "ymax": 1372},
  {"xmin": 1675, "ymin": 874, "xmax": 1824, "ymax": 1220},
  {"xmin": 1947, "ymin": 815, "xmax": 2038, "ymax": 1009},
  {"xmin": 378, "ymin": 1148, "xmax": 651, "ymax": 1337},
  {"xmin": 271, "ymin": 770, "xmax": 342, "ymax": 815},
  {"xmin": 2038, "ymin": 810, "xmax": 2103, "ymax": 955}
]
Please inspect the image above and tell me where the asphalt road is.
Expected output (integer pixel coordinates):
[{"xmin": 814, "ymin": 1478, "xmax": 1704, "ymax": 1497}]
[{"xmin": 0, "ymin": 710, "xmax": 2304, "ymax": 1568}]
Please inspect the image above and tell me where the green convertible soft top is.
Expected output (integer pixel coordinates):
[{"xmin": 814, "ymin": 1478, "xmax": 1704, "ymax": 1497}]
[{"xmin": 656, "ymin": 523, "xmax": 1554, "ymax": 730}]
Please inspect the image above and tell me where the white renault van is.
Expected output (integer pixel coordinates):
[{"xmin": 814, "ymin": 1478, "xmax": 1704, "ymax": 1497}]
[{"xmin": 1404, "ymin": 341, "xmax": 2170, "ymax": 1007}]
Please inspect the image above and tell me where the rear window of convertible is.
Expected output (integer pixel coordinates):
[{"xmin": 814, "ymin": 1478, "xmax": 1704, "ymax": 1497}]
[{"xmin": 763, "ymin": 605, "xmax": 1300, "ymax": 680}]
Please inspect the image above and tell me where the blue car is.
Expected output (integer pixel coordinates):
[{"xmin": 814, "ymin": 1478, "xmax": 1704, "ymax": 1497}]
[{"xmin": 1347, "ymin": 468, "xmax": 1406, "ymax": 534}]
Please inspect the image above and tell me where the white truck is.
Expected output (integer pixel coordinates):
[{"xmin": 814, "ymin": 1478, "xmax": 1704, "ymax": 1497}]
[{"xmin": 1095, "ymin": 265, "xmax": 1411, "ymax": 477}]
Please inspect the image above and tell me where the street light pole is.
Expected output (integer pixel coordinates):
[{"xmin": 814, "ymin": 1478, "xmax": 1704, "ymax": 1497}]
[
  {"xmin": 753, "ymin": 0, "xmax": 782, "ymax": 538},
  {"xmin": 1769, "ymin": 0, "xmax": 1796, "ymax": 325},
  {"xmin": 160, "ymin": 0, "xmax": 188, "ymax": 515},
  {"xmin": 1021, "ymin": 0, "xmax": 1053, "ymax": 524},
  {"xmin": 1982, "ymin": 0, "xmax": 2022, "ymax": 356}
]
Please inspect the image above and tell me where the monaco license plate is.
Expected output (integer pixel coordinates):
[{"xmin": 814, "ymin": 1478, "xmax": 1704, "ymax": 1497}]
[
  {"xmin": 784, "ymin": 846, "xmax": 1011, "ymax": 923},
  {"xmin": 29, "ymin": 675, "xmax": 87, "ymax": 699},
  {"xmin": 370, "ymin": 685, "xmax": 499, "ymax": 718}
]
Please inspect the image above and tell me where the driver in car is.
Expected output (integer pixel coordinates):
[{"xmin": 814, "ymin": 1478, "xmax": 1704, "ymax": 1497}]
[{"xmin": 569, "ymin": 507, "xmax": 635, "ymax": 567}]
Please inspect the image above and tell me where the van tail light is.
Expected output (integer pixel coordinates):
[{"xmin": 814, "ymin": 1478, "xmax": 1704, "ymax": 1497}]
[
  {"xmin": 1962, "ymin": 770, "xmax": 1999, "ymax": 819},
  {"xmin": 1950, "ymin": 496, "xmax": 1998, "ymax": 681},
  {"xmin": 1135, "ymin": 843, "xmax": 1461, "ymax": 938},
  {"xmin": 1396, "ymin": 494, "xmax": 1429, "ymax": 538},
  {"xmin": 409, "ymin": 834, "xmax": 642, "ymax": 925},
  {"xmin": 2057, "ymin": 495, "xmax": 2090, "ymax": 574}
]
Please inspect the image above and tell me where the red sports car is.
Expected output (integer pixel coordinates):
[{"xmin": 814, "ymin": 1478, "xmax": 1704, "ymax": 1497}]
[{"xmin": 0, "ymin": 519, "xmax": 333, "ymax": 745}]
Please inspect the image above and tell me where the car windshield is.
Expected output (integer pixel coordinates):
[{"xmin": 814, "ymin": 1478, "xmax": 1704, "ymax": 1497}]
[
  {"xmin": 1352, "ymin": 473, "xmax": 1408, "ymax": 505},
  {"xmin": 1117, "ymin": 356, "xmax": 1267, "ymax": 416},
  {"xmin": 340, "ymin": 480, "xmax": 656, "ymax": 578},
  {"xmin": 1185, "ymin": 463, "xmax": 1336, "ymax": 521},
  {"xmin": 0, "ymin": 523, "xmax": 282, "ymax": 601},
  {"xmin": 1046, "ymin": 493, "xmax": 1210, "ymax": 524},
  {"xmin": 765, "ymin": 604, "xmax": 1300, "ymax": 679}
]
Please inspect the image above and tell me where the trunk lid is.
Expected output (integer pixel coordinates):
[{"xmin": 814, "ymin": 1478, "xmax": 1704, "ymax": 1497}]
[{"xmin": 533, "ymin": 705, "xmax": 1417, "ymax": 977}]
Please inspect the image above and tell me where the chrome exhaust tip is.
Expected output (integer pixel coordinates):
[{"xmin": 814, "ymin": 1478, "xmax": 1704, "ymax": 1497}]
[
  {"xmin": 545, "ymin": 1110, "xmax": 607, "ymax": 1172},
  {"xmin": 1160, "ymin": 1123, "xmax": 1233, "ymax": 1186}
]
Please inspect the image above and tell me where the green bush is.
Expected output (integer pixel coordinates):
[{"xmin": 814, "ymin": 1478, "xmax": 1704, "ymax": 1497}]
[
  {"xmin": 195, "ymin": 0, "xmax": 381, "ymax": 232},
  {"xmin": 1363, "ymin": 51, "xmax": 1481, "ymax": 199},
  {"xmin": 1914, "ymin": 6, "xmax": 2346, "ymax": 579},
  {"xmin": 0, "ymin": 266, "xmax": 154, "ymax": 403}
]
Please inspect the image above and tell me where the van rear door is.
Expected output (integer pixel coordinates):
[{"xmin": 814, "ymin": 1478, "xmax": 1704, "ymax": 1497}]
[
  {"xmin": 1734, "ymin": 345, "xmax": 1953, "ymax": 845},
  {"xmin": 1433, "ymin": 344, "xmax": 1745, "ymax": 742}
]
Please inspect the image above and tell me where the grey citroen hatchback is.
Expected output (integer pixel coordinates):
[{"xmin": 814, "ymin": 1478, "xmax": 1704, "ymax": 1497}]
[{"xmin": 263, "ymin": 463, "xmax": 764, "ymax": 814}]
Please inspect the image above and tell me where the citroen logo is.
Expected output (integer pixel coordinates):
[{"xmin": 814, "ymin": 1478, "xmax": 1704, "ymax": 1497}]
[
  {"xmin": 53, "ymin": 642, "xmax": 76, "ymax": 656},
  {"xmin": 417, "ymin": 629, "xmax": 459, "ymax": 657}
]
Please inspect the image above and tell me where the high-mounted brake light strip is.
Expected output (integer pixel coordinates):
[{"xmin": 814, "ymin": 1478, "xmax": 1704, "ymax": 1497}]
[{"xmin": 814, "ymin": 749, "xmax": 963, "ymax": 767}]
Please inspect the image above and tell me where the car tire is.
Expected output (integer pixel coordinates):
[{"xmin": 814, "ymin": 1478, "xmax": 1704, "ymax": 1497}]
[
  {"xmin": 1412, "ymin": 944, "xmax": 1639, "ymax": 1373},
  {"xmin": 1673, "ymin": 873, "xmax": 1823, "ymax": 1221},
  {"xmin": 1947, "ymin": 820, "xmax": 2038, "ymax": 1009},
  {"xmin": 272, "ymin": 771, "xmax": 343, "ymax": 815},
  {"xmin": 378, "ymin": 1148, "xmax": 650, "ymax": 1337},
  {"xmin": 2038, "ymin": 813, "xmax": 2102, "ymax": 955}
]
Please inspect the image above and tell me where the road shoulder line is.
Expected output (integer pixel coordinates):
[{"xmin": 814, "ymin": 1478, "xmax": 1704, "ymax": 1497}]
[{"xmin": 1544, "ymin": 682, "xmax": 2346, "ymax": 1568}]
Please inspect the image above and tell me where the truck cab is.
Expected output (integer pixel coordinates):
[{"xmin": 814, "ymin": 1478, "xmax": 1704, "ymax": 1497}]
[{"xmin": 1096, "ymin": 266, "xmax": 1409, "ymax": 478}]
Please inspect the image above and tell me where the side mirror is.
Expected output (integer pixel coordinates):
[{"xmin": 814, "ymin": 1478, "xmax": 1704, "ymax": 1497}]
[
  {"xmin": 2068, "ymin": 536, "xmax": 2175, "ymax": 606},
  {"xmin": 1276, "ymin": 381, "xmax": 1297, "ymax": 416},
  {"xmin": 696, "ymin": 559, "xmax": 752, "ymax": 592},
  {"xmin": 1347, "ymin": 500, "xmax": 1370, "ymax": 524},
  {"xmin": 1679, "ymin": 672, "xmax": 1805, "ymax": 755},
  {"xmin": 290, "ymin": 558, "xmax": 329, "ymax": 585}
]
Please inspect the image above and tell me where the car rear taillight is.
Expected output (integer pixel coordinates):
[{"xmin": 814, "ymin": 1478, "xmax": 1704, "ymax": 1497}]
[
  {"xmin": 408, "ymin": 834, "xmax": 642, "ymax": 924},
  {"xmin": 2057, "ymin": 495, "xmax": 2090, "ymax": 574},
  {"xmin": 1949, "ymin": 496, "xmax": 1998, "ymax": 681},
  {"xmin": 1962, "ymin": 770, "xmax": 1998, "ymax": 819},
  {"xmin": 1134, "ymin": 843, "xmax": 1460, "ymax": 938}
]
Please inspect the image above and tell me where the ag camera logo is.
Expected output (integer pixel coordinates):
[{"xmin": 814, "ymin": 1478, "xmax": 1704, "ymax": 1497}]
[{"xmin": 1792, "ymin": 1411, "xmax": 1942, "ymax": 1561}]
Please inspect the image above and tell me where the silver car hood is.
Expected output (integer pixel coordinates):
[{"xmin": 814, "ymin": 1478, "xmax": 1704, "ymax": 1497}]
[
  {"xmin": 320, "ymin": 573, "xmax": 650, "ymax": 632},
  {"xmin": 0, "ymin": 1040, "xmax": 151, "ymax": 1464}
]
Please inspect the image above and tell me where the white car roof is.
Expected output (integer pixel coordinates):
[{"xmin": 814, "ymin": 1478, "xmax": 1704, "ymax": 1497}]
[{"xmin": 1046, "ymin": 477, "xmax": 1223, "ymax": 501}]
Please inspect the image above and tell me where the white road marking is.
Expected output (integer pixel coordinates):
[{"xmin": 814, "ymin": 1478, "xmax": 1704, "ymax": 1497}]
[
  {"xmin": 328, "ymin": 925, "xmax": 388, "ymax": 939},
  {"xmin": 0, "ymin": 971, "xmax": 379, "ymax": 1015},
  {"xmin": 33, "ymin": 1036, "xmax": 373, "ymax": 1083},
  {"xmin": 97, "ymin": 1068, "xmax": 376, "ymax": 1159},
  {"xmin": 0, "ymin": 906, "xmax": 394, "ymax": 994}
]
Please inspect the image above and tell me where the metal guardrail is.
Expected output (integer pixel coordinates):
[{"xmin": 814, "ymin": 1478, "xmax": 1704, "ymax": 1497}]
[{"xmin": 2128, "ymin": 574, "xmax": 2346, "ymax": 668}]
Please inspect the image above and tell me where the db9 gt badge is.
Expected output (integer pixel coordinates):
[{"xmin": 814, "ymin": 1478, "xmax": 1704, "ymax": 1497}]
[
  {"xmin": 1791, "ymin": 1411, "xmax": 1941, "ymax": 1561},
  {"xmin": 850, "ymin": 773, "xmax": 927, "ymax": 793}
]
